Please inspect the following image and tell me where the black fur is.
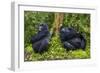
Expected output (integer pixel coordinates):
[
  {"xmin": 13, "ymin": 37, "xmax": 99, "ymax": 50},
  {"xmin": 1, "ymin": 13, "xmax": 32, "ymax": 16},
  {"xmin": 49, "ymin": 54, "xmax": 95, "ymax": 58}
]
[
  {"xmin": 60, "ymin": 26, "xmax": 86, "ymax": 51},
  {"xmin": 31, "ymin": 23, "xmax": 50, "ymax": 53}
]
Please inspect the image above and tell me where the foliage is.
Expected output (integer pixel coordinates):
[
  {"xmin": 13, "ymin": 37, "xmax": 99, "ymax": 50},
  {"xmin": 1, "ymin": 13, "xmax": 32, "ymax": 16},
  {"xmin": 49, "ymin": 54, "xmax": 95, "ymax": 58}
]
[
  {"xmin": 24, "ymin": 11, "xmax": 54, "ymax": 47},
  {"xmin": 24, "ymin": 11, "xmax": 90, "ymax": 61},
  {"xmin": 24, "ymin": 35, "xmax": 90, "ymax": 61}
]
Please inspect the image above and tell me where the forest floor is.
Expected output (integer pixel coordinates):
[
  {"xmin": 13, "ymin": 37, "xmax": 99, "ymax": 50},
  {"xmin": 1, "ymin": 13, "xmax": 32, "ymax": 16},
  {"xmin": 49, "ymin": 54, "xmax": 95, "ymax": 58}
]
[{"xmin": 24, "ymin": 35, "xmax": 90, "ymax": 61}]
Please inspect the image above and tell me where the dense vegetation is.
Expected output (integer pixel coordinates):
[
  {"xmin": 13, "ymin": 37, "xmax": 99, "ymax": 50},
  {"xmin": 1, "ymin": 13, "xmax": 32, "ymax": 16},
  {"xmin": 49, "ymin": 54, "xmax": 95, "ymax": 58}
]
[{"xmin": 24, "ymin": 11, "xmax": 90, "ymax": 61}]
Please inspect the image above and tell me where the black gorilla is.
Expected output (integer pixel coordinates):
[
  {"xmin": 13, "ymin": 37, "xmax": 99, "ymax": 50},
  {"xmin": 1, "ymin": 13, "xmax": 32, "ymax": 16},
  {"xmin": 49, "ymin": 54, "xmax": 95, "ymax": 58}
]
[
  {"xmin": 31, "ymin": 23, "xmax": 50, "ymax": 53},
  {"xmin": 60, "ymin": 26, "xmax": 86, "ymax": 51}
]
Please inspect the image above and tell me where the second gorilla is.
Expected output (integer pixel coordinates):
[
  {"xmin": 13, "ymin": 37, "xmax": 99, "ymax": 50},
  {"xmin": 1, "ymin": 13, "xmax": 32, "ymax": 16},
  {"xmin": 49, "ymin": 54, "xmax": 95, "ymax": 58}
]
[{"xmin": 59, "ymin": 26, "xmax": 86, "ymax": 51}]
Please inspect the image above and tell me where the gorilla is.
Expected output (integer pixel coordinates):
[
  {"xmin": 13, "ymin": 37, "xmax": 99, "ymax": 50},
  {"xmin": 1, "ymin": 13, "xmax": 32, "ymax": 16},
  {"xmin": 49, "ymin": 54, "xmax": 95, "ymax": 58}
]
[
  {"xmin": 59, "ymin": 26, "xmax": 86, "ymax": 51},
  {"xmin": 31, "ymin": 23, "xmax": 50, "ymax": 53}
]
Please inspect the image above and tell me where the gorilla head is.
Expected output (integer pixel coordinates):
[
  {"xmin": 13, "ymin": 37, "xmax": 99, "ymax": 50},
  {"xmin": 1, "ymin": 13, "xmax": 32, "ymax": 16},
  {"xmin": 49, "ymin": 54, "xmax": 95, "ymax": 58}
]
[
  {"xmin": 60, "ymin": 27, "xmax": 78, "ymax": 41},
  {"xmin": 38, "ymin": 23, "xmax": 49, "ymax": 32}
]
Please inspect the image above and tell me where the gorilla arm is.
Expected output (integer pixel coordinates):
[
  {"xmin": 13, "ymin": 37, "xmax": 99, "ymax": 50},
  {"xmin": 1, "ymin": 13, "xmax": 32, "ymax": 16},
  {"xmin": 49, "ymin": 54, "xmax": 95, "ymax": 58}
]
[{"xmin": 31, "ymin": 30, "xmax": 49, "ymax": 44}]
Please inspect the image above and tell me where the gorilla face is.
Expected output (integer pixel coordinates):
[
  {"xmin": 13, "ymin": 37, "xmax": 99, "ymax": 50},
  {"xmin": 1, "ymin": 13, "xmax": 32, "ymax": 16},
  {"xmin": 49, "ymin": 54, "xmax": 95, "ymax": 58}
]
[{"xmin": 38, "ymin": 24, "xmax": 48, "ymax": 32}]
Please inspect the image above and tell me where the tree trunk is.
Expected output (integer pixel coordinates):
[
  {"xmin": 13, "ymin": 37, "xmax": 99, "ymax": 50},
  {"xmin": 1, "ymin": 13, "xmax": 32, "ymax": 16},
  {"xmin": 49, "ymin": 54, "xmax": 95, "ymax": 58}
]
[{"xmin": 52, "ymin": 13, "xmax": 64, "ymax": 35}]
